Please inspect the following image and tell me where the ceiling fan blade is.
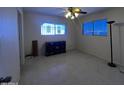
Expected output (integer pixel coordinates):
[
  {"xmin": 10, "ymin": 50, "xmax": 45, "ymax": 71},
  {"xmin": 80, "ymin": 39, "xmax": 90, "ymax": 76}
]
[
  {"xmin": 80, "ymin": 11, "xmax": 87, "ymax": 14},
  {"xmin": 55, "ymin": 7, "xmax": 68, "ymax": 16}
]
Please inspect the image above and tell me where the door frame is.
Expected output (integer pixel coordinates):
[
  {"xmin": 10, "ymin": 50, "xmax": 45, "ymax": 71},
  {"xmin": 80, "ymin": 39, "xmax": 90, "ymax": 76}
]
[{"xmin": 17, "ymin": 8, "xmax": 25, "ymax": 65}]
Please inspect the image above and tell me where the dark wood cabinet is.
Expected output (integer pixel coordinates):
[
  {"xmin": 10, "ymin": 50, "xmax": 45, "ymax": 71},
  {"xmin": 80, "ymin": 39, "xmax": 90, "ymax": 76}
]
[{"xmin": 45, "ymin": 41, "xmax": 66, "ymax": 56}]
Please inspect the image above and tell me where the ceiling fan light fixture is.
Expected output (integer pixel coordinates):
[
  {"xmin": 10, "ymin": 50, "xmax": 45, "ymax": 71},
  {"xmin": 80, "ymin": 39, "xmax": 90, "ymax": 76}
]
[
  {"xmin": 71, "ymin": 16, "xmax": 74, "ymax": 19},
  {"xmin": 65, "ymin": 14, "xmax": 68, "ymax": 18},
  {"xmin": 65, "ymin": 7, "xmax": 86, "ymax": 19},
  {"xmin": 74, "ymin": 8, "xmax": 80, "ymax": 12},
  {"xmin": 65, "ymin": 12, "xmax": 71, "ymax": 18},
  {"xmin": 75, "ymin": 13, "xmax": 79, "ymax": 17},
  {"xmin": 67, "ymin": 12, "xmax": 71, "ymax": 16}
]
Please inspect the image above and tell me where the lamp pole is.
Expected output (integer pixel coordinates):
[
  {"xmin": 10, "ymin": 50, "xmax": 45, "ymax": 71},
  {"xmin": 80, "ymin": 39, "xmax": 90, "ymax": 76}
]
[{"xmin": 107, "ymin": 21, "xmax": 117, "ymax": 67}]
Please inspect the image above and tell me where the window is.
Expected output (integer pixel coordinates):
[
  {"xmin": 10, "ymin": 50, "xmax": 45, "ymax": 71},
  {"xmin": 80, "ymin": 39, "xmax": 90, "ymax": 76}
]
[
  {"xmin": 94, "ymin": 19, "xmax": 107, "ymax": 36},
  {"xmin": 83, "ymin": 19, "xmax": 107, "ymax": 36},
  {"xmin": 55, "ymin": 25, "xmax": 65, "ymax": 35},
  {"xmin": 83, "ymin": 22, "xmax": 94, "ymax": 36},
  {"xmin": 41, "ymin": 23, "xmax": 65, "ymax": 35},
  {"xmin": 41, "ymin": 23, "xmax": 55, "ymax": 35}
]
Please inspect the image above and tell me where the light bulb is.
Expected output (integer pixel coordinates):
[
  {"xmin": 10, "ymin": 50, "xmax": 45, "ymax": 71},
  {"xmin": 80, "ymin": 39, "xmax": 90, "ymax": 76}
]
[
  {"xmin": 65, "ymin": 12, "xmax": 71, "ymax": 18},
  {"xmin": 65, "ymin": 14, "xmax": 68, "ymax": 18},
  {"xmin": 71, "ymin": 16, "xmax": 74, "ymax": 19},
  {"xmin": 75, "ymin": 13, "xmax": 79, "ymax": 17},
  {"xmin": 67, "ymin": 12, "xmax": 71, "ymax": 16}
]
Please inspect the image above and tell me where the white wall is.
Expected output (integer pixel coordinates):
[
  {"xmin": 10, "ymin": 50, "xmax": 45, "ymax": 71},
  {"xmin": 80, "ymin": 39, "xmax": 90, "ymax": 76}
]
[
  {"xmin": 0, "ymin": 8, "xmax": 20, "ymax": 83},
  {"xmin": 17, "ymin": 8, "xmax": 25, "ymax": 65},
  {"xmin": 24, "ymin": 12, "xmax": 76, "ymax": 56},
  {"xmin": 76, "ymin": 8, "xmax": 124, "ymax": 66}
]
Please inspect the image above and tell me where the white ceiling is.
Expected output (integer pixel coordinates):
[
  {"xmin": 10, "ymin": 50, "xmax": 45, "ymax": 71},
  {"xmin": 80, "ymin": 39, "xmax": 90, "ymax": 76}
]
[{"xmin": 23, "ymin": 7, "xmax": 108, "ymax": 17}]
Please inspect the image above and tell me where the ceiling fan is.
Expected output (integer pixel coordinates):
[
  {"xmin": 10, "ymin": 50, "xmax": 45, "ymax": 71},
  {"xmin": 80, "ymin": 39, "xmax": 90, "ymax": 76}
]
[{"xmin": 65, "ymin": 7, "xmax": 87, "ymax": 19}]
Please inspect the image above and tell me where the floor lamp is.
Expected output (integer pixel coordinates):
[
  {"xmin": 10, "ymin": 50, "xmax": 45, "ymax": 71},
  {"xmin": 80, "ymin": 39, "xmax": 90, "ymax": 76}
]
[{"xmin": 107, "ymin": 21, "xmax": 117, "ymax": 67}]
